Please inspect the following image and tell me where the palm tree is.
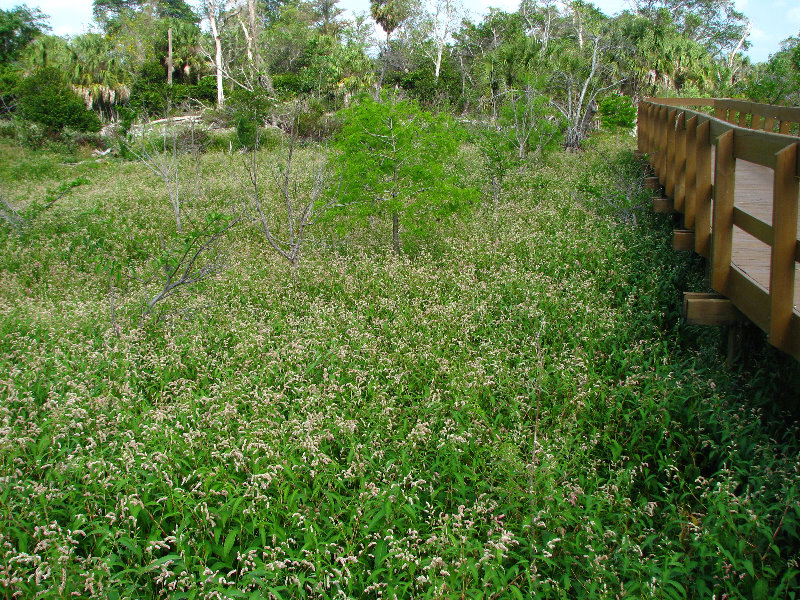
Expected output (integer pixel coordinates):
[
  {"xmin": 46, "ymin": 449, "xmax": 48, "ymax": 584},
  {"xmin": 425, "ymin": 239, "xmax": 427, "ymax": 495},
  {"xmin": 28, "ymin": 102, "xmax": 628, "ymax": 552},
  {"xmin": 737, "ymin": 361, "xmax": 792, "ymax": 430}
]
[{"xmin": 69, "ymin": 33, "xmax": 131, "ymax": 120}]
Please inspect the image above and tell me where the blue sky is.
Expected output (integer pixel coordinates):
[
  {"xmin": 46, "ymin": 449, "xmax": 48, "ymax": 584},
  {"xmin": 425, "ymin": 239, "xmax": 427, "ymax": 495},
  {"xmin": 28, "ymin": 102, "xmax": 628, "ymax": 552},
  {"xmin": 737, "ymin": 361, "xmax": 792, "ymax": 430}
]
[{"xmin": 0, "ymin": 0, "xmax": 797, "ymax": 63}]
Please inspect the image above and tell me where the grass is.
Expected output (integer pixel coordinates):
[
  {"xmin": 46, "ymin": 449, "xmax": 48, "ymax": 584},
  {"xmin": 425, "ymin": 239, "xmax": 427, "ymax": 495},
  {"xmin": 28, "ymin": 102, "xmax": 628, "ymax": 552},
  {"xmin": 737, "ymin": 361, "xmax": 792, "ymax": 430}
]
[{"xmin": 0, "ymin": 132, "xmax": 799, "ymax": 599}]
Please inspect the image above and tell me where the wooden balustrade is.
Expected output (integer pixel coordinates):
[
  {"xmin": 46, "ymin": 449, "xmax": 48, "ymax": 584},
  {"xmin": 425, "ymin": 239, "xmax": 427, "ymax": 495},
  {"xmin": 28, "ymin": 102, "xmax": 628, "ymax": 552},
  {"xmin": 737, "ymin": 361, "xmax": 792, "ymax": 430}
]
[{"xmin": 639, "ymin": 98, "xmax": 800, "ymax": 361}]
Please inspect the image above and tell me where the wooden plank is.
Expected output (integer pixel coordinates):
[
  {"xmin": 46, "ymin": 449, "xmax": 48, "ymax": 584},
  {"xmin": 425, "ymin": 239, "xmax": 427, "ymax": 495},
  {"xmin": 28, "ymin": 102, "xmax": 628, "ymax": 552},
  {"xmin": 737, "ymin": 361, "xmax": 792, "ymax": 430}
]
[
  {"xmin": 675, "ymin": 112, "xmax": 687, "ymax": 212},
  {"xmin": 674, "ymin": 229, "xmax": 695, "ymax": 251},
  {"xmin": 719, "ymin": 99, "xmax": 800, "ymax": 124},
  {"xmin": 696, "ymin": 120, "xmax": 713, "ymax": 258},
  {"xmin": 752, "ymin": 114, "xmax": 762, "ymax": 130},
  {"xmin": 764, "ymin": 117, "xmax": 775, "ymax": 133},
  {"xmin": 646, "ymin": 97, "xmax": 716, "ymax": 108},
  {"xmin": 685, "ymin": 116, "xmax": 698, "ymax": 228},
  {"xmin": 733, "ymin": 207, "xmax": 774, "ymax": 246},
  {"xmin": 712, "ymin": 129, "xmax": 736, "ymax": 292},
  {"xmin": 780, "ymin": 121, "xmax": 791, "ymax": 135},
  {"xmin": 683, "ymin": 292, "xmax": 744, "ymax": 326},
  {"xmin": 727, "ymin": 268, "xmax": 771, "ymax": 332},
  {"xmin": 732, "ymin": 131, "xmax": 784, "ymax": 168},
  {"xmin": 770, "ymin": 142, "xmax": 800, "ymax": 350}
]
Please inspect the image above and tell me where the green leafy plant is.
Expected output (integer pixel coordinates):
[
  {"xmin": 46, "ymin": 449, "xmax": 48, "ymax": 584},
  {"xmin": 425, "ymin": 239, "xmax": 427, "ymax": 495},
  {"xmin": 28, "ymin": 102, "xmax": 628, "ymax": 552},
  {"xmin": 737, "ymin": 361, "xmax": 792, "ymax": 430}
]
[
  {"xmin": 599, "ymin": 93, "xmax": 637, "ymax": 135},
  {"xmin": 334, "ymin": 95, "xmax": 477, "ymax": 253},
  {"xmin": 16, "ymin": 67, "xmax": 101, "ymax": 134}
]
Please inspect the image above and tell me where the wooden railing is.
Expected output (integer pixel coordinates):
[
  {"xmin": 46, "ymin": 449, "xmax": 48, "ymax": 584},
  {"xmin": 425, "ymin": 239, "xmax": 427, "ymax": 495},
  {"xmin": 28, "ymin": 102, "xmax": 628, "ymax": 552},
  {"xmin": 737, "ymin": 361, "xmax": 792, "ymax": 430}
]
[{"xmin": 638, "ymin": 97, "xmax": 800, "ymax": 361}]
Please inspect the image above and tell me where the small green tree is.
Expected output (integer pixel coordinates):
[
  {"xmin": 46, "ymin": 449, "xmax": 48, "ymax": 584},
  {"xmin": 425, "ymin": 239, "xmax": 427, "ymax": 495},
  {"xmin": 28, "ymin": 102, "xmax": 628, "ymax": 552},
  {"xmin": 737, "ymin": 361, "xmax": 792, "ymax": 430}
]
[
  {"xmin": 470, "ymin": 121, "xmax": 516, "ymax": 250},
  {"xmin": 16, "ymin": 67, "xmax": 101, "ymax": 134},
  {"xmin": 598, "ymin": 93, "xmax": 636, "ymax": 136},
  {"xmin": 334, "ymin": 96, "xmax": 475, "ymax": 254}
]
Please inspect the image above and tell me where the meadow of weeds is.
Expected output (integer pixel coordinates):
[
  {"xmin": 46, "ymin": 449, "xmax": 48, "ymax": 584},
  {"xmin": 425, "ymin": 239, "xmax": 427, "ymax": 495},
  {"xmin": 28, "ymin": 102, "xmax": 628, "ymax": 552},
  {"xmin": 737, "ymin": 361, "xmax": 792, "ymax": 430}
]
[{"xmin": 0, "ymin": 131, "xmax": 799, "ymax": 599}]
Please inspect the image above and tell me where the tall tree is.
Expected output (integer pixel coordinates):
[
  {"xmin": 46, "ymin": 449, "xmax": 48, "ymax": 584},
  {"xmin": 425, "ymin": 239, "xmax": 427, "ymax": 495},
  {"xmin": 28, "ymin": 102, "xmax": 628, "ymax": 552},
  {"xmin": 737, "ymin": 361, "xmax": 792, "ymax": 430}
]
[
  {"xmin": 93, "ymin": 0, "xmax": 197, "ymax": 26},
  {"xmin": 203, "ymin": 0, "xmax": 225, "ymax": 107},
  {"xmin": 629, "ymin": 0, "xmax": 750, "ymax": 60},
  {"xmin": 370, "ymin": 0, "xmax": 415, "ymax": 42},
  {"xmin": 418, "ymin": 0, "xmax": 462, "ymax": 80},
  {"xmin": 0, "ymin": 4, "xmax": 50, "ymax": 63}
]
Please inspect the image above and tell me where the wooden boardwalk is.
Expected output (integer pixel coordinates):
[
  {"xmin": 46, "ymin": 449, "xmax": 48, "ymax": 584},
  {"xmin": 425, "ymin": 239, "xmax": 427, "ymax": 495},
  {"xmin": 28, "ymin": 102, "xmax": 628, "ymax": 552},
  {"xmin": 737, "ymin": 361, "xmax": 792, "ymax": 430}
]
[{"xmin": 639, "ymin": 98, "xmax": 800, "ymax": 361}]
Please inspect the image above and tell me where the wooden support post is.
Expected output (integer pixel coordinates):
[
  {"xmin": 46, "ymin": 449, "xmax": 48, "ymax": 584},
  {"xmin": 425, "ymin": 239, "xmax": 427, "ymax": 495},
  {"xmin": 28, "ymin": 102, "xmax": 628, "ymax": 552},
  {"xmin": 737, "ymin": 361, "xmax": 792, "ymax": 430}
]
[
  {"xmin": 674, "ymin": 112, "xmax": 687, "ymax": 212},
  {"xmin": 683, "ymin": 292, "xmax": 744, "ymax": 326},
  {"xmin": 727, "ymin": 323, "xmax": 743, "ymax": 368},
  {"xmin": 695, "ymin": 120, "xmax": 713, "ymax": 258},
  {"xmin": 764, "ymin": 117, "xmax": 775, "ymax": 133},
  {"xmin": 769, "ymin": 142, "xmax": 799, "ymax": 351},
  {"xmin": 644, "ymin": 177, "xmax": 661, "ymax": 190},
  {"xmin": 673, "ymin": 229, "xmax": 695, "ymax": 251},
  {"xmin": 752, "ymin": 114, "xmax": 762, "ymax": 130},
  {"xmin": 684, "ymin": 116, "xmax": 698, "ymax": 228},
  {"xmin": 779, "ymin": 121, "xmax": 790, "ymax": 135},
  {"xmin": 653, "ymin": 197, "xmax": 675, "ymax": 214},
  {"xmin": 711, "ymin": 129, "xmax": 736, "ymax": 294}
]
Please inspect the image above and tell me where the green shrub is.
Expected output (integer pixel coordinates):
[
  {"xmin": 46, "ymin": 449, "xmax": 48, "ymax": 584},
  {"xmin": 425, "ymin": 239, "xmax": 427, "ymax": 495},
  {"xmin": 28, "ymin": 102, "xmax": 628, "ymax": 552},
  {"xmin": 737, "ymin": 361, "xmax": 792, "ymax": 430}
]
[
  {"xmin": 599, "ymin": 93, "xmax": 637, "ymax": 134},
  {"xmin": 0, "ymin": 65, "xmax": 21, "ymax": 115},
  {"xmin": 16, "ymin": 68, "xmax": 101, "ymax": 134},
  {"xmin": 272, "ymin": 72, "xmax": 311, "ymax": 97},
  {"xmin": 235, "ymin": 115, "xmax": 258, "ymax": 150}
]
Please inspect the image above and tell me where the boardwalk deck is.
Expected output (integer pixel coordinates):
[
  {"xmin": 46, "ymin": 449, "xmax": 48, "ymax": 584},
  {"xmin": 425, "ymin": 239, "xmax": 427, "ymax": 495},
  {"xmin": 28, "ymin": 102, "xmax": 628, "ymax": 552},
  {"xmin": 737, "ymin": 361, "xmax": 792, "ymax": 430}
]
[{"xmin": 728, "ymin": 157, "xmax": 800, "ymax": 314}]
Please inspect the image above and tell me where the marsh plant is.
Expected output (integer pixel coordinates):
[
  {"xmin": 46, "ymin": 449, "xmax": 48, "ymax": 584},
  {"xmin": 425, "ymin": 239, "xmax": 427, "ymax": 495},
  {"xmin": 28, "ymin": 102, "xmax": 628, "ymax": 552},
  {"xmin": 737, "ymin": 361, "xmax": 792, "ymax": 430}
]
[{"xmin": 0, "ymin": 133, "xmax": 798, "ymax": 599}]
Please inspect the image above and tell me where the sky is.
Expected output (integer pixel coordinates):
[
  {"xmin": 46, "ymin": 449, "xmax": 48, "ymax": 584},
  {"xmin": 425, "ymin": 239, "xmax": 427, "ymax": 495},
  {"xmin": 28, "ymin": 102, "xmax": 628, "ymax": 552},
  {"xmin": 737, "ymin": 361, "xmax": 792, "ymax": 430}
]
[{"xmin": 0, "ymin": 0, "xmax": 798, "ymax": 63}]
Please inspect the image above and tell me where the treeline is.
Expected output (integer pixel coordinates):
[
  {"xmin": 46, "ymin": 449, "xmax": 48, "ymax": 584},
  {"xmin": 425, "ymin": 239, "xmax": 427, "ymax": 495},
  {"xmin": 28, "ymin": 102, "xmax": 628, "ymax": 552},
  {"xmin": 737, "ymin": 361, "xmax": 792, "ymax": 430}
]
[{"xmin": 0, "ymin": 0, "xmax": 798, "ymax": 146}]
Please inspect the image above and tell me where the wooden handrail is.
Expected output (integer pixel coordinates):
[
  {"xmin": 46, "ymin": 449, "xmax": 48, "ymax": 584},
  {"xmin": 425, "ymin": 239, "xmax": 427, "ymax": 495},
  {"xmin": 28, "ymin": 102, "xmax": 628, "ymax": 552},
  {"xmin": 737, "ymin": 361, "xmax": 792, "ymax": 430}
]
[
  {"xmin": 644, "ymin": 97, "xmax": 800, "ymax": 135},
  {"xmin": 639, "ymin": 98, "xmax": 800, "ymax": 360}
]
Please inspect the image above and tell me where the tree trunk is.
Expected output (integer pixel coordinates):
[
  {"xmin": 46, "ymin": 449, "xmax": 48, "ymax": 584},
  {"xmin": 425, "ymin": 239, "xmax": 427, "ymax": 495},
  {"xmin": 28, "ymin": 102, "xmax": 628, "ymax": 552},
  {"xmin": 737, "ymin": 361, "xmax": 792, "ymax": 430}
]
[
  {"xmin": 208, "ymin": 6, "xmax": 225, "ymax": 108},
  {"xmin": 167, "ymin": 28, "xmax": 173, "ymax": 86},
  {"xmin": 392, "ymin": 211, "xmax": 400, "ymax": 255}
]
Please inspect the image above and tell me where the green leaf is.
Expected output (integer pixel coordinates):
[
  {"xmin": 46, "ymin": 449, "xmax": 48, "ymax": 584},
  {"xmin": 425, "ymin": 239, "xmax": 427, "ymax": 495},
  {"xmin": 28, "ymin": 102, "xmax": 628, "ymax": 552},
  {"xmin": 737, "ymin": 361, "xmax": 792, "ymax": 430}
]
[
  {"xmin": 223, "ymin": 529, "xmax": 238, "ymax": 560},
  {"xmin": 753, "ymin": 578, "xmax": 768, "ymax": 600}
]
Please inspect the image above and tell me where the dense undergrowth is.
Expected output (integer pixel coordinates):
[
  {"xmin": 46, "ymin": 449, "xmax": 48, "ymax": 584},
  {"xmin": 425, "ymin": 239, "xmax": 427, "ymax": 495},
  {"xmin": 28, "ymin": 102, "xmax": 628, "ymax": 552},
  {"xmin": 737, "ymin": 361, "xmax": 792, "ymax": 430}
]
[{"xmin": 0, "ymin": 134, "xmax": 799, "ymax": 599}]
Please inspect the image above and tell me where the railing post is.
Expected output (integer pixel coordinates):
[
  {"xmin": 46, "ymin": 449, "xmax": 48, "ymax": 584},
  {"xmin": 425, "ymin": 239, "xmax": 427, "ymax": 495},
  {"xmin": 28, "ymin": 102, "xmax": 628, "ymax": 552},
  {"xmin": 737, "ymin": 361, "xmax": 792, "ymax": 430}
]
[
  {"xmin": 675, "ymin": 112, "xmax": 687, "ymax": 212},
  {"xmin": 658, "ymin": 106, "xmax": 669, "ymax": 182},
  {"xmin": 651, "ymin": 103, "xmax": 660, "ymax": 160},
  {"xmin": 738, "ymin": 111, "xmax": 748, "ymax": 128},
  {"xmin": 770, "ymin": 143, "xmax": 799, "ymax": 351},
  {"xmin": 712, "ymin": 129, "xmax": 736, "ymax": 293},
  {"xmin": 685, "ymin": 116, "xmax": 698, "ymax": 229},
  {"xmin": 695, "ymin": 120, "xmax": 713, "ymax": 258},
  {"xmin": 665, "ymin": 109, "xmax": 677, "ymax": 197},
  {"xmin": 638, "ymin": 101, "xmax": 646, "ymax": 153}
]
